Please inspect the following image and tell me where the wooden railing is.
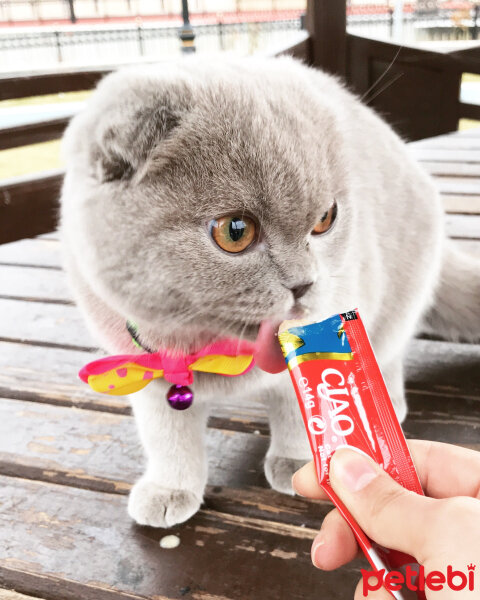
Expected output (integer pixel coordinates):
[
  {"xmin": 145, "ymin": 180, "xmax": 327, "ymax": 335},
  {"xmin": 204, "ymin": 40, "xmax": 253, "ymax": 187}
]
[
  {"xmin": 1, "ymin": 0, "xmax": 480, "ymax": 246},
  {"xmin": 0, "ymin": 66, "xmax": 113, "ymax": 244}
]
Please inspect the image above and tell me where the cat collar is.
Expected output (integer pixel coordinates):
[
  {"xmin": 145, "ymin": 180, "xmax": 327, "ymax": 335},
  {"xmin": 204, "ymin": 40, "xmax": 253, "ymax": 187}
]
[{"xmin": 79, "ymin": 336, "xmax": 255, "ymax": 411}]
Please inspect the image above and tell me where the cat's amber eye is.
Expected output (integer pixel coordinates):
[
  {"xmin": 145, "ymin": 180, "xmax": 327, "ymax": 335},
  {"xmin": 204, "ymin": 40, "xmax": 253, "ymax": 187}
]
[
  {"xmin": 209, "ymin": 215, "xmax": 257, "ymax": 254},
  {"xmin": 312, "ymin": 201, "xmax": 337, "ymax": 236}
]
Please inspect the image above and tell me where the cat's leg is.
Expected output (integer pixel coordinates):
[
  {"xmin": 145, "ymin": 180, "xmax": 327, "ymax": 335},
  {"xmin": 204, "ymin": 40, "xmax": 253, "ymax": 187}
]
[
  {"xmin": 128, "ymin": 382, "xmax": 209, "ymax": 528},
  {"xmin": 263, "ymin": 379, "xmax": 312, "ymax": 495}
]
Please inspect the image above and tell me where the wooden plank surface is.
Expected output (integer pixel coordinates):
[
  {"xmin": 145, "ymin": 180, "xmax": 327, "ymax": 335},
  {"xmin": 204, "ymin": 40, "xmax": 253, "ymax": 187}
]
[
  {"xmin": 409, "ymin": 148, "xmax": 480, "ymax": 163},
  {"xmin": 0, "ymin": 128, "xmax": 479, "ymax": 600},
  {"xmin": 0, "ymin": 476, "xmax": 362, "ymax": 600},
  {"xmin": 433, "ymin": 177, "xmax": 480, "ymax": 194},
  {"xmin": 423, "ymin": 161, "xmax": 480, "ymax": 177},
  {"xmin": 410, "ymin": 135, "xmax": 480, "ymax": 150},
  {"xmin": 441, "ymin": 195, "xmax": 480, "ymax": 215},
  {"xmin": 0, "ymin": 298, "xmax": 96, "ymax": 350},
  {"xmin": 0, "ymin": 238, "xmax": 62, "ymax": 268},
  {"xmin": 0, "ymin": 396, "xmax": 337, "ymax": 527},
  {"xmin": 445, "ymin": 214, "xmax": 480, "ymax": 239},
  {"xmin": 0, "ymin": 265, "xmax": 72, "ymax": 304}
]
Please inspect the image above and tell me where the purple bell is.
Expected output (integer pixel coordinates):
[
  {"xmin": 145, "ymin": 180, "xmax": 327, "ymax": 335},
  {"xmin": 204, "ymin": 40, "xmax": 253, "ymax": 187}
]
[{"xmin": 166, "ymin": 384, "xmax": 194, "ymax": 410}]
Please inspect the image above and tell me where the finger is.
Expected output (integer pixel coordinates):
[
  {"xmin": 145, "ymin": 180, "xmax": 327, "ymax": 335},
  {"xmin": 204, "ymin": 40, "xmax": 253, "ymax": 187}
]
[
  {"xmin": 354, "ymin": 577, "xmax": 392, "ymax": 600},
  {"xmin": 292, "ymin": 461, "xmax": 329, "ymax": 500},
  {"xmin": 407, "ymin": 439, "xmax": 480, "ymax": 499},
  {"xmin": 329, "ymin": 447, "xmax": 436, "ymax": 558},
  {"xmin": 311, "ymin": 508, "xmax": 359, "ymax": 571}
]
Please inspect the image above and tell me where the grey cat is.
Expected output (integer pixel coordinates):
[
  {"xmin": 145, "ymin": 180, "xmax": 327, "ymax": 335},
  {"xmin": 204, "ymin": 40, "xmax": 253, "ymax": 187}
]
[{"xmin": 60, "ymin": 56, "xmax": 479, "ymax": 528}]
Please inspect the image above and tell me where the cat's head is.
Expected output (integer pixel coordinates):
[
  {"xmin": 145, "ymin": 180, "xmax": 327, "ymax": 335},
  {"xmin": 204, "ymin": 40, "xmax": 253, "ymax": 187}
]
[{"xmin": 61, "ymin": 56, "xmax": 353, "ymax": 353}]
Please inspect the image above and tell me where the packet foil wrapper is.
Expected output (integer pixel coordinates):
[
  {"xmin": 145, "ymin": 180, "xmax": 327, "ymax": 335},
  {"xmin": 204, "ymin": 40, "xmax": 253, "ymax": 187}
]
[{"xmin": 279, "ymin": 309, "xmax": 425, "ymax": 600}]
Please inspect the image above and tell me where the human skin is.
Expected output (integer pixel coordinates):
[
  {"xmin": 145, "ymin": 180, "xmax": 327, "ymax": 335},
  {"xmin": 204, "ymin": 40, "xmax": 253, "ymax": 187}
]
[{"xmin": 292, "ymin": 441, "xmax": 480, "ymax": 599}]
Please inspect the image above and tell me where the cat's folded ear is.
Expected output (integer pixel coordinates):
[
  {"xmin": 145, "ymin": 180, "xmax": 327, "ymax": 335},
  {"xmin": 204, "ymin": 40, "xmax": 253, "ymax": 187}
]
[
  {"xmin": 66, "ymin": 68, "xmax": 190, "ymax": 184},
  {"xmin": 92, "ymin": 104, "xmax": 181, "ymax": 183}
]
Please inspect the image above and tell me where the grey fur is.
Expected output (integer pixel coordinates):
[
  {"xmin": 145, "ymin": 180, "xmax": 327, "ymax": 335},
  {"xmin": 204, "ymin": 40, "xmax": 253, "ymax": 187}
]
[{"xmin": 60, "ymin": 56, "xmax": 476, "ymax": 528}]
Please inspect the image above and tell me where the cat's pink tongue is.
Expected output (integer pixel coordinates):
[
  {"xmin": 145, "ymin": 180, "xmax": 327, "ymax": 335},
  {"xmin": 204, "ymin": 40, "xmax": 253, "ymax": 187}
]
[{"xmin": 254, "ymin": 320, "xmax": 287, "ymax": 374}]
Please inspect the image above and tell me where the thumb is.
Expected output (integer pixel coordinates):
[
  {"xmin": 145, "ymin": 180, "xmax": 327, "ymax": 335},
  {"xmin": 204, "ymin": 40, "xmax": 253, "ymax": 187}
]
[{"xmin": 329, "ymin": 448, "xmax": 435, "ymax": 560}]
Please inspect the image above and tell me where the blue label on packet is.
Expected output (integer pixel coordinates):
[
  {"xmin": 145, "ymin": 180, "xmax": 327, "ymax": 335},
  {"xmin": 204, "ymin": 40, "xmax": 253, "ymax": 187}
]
[{"xmin": 281, "ymin": 314, "xmax": 352, "ymax": 365}]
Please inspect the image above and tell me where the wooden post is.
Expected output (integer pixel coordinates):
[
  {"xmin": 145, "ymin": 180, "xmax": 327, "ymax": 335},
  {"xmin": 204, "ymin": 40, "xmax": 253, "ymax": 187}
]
[{"xmin": 306, "ymin": 0, "xmax": 346, "ymax": 76}]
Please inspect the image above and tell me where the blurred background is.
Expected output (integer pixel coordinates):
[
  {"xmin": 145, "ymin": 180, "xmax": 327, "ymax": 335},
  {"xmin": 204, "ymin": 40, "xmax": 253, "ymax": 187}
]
[{"xmin": 1, "ymin": 0, "xmax": 480, "ymax": 181}]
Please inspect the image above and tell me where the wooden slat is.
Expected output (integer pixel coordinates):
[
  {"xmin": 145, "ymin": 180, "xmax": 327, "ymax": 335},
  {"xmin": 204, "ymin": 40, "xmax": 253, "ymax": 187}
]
[
  {"xmin": 0, "ymin": 475, "xmax": 362, "ymax": 600},
  {"xmin": 0, "ymin": 172, "xmax": 62, "ymax": 245},
  {"xmin": 0, "ymin": 397, "xmax": 330, "ymax": 525},
  {"xmin": 0, "ymin": 265, "xmax": 71, "ymax": 303},
  {"xmin": 0, "ymin": 396, "xmax": 262, "ymax": 492},
  {"xmin": 433, "ymin": 177, "xmax": 480, "ymax": 195},
  {"xmin": 423, "ymin": 162, "xmax": 480, "ymax": 177},
  {"xmin": 0, "ymin": 118, "xmax": 69, "ymax": 151},
  {"xmin": 456, "ymin": 127, "xmax": 480, "ymax": 138},
  {"xmin": 460, "ymin": 102, "xmax": 480, "ymax": 121},
  {"xmin": 410, "ymin": 148, "xmax": 480, "ymax": 163},
  {"xmin": 0, "ymin": 68, "xmax": 109, "ymax": 101},
  {"xmin": 0, "ymin": 341, "xmax": 129, "ymax": 414},
  {"xmin": 0, "ymin": 377, "xmax": 477, "ymax": 497},
  {"xmin": 441, "ymin": 195, "xmax": 480, "ymax": 215},
  {"xmin": 0, "ymin": 298, "xmax": 95, "ymax": 350},
  {"xmin": 410, "ymin": 134, "xmax": 480, "ymax": 150},
  {"xmin": 454, "ymin": 238, "xmax": 480, "ymax": 256},
  {"xmin": 0, "ymin": 340, "xmax": 270, "ymax": 435},
  {"xmin": 0, "ymin": 335, "xmax": 478, "ymax": 438},
  {"xmin": 445, "ymin": 214, "xmax": 480, "ymax": 239},
  {"xmin": 0, "ymin": 238, "xmax": 62, "ymax": 268}
]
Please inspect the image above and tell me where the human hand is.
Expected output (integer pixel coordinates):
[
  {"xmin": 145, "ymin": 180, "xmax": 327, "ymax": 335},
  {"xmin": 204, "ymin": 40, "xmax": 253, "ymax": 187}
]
[{"xmin": 292, "ymin": 441, "xmax": 480, "ymax": 599}]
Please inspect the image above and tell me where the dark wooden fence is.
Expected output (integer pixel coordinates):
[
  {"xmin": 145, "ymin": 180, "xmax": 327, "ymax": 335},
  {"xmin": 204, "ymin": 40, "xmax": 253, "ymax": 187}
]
[{"xmin": 1, "ymin": 0, "xmax": 480, "ymax": 245}]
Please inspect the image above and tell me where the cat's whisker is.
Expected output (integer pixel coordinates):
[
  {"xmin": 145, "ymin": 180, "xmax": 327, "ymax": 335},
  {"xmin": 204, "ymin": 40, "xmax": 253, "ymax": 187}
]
[
  {"xmin": 360, "ymin": 46, "xmax": 403, "ymax": 103},
  {"xmin": 364, "ymin": 72, "xmax": 404, "ymax": 106}
]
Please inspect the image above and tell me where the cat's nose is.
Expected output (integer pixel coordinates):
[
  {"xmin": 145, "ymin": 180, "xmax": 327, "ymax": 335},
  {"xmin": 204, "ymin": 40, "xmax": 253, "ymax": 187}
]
[{"xmin": 289, "ymin": 282, "xmax": 313, "ymax": 300}]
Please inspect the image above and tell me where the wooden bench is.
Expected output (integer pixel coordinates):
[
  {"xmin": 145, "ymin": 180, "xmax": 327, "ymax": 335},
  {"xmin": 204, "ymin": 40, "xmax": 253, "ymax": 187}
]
[
  {"xmin": 1, "ymin": 1, "xmax": 480, "ymax": 597},
  {"xmin": 0, "ymin": 128, "xmax": 478, "ymax": 600}
]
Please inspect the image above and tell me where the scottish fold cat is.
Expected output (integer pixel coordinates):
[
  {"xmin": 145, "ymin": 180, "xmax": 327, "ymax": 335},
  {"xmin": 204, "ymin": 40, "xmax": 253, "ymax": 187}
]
[{"xmin": 60, "ymin": 56, "xmax": 479, "ymax": 528}]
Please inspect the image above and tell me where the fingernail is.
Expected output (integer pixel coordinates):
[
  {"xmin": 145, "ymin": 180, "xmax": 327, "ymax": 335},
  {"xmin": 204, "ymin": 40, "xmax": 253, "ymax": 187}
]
[
  {"xmin": 331, "ymin": 449, "xmax": 378, "ymax": 492},
  {"xmin": 311, "ymin": 533, "xmax": 325, "ymax": 567}
]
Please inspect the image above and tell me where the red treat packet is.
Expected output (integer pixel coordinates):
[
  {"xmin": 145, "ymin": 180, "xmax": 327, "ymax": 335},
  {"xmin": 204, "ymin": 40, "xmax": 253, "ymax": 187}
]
[{"xmin": 278, "ymin": 309, "xmax": 425, "ymax": 600}]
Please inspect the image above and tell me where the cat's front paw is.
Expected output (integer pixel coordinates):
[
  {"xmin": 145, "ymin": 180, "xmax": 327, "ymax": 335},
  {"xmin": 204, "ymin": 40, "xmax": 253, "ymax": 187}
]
[
  {"xmin": 264, "ymin": 456, "xmax": 309, "ymax": 495},
  {"xmin": 128, "ymin": 478, "xmax": 202, "ymax": 528}
]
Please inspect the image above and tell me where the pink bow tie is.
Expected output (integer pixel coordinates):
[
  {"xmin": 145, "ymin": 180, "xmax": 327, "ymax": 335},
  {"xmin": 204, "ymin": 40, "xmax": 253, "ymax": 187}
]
[{"xmin": 79, "ymin": 338, "xmax": 257, "ymax": 400}]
